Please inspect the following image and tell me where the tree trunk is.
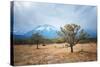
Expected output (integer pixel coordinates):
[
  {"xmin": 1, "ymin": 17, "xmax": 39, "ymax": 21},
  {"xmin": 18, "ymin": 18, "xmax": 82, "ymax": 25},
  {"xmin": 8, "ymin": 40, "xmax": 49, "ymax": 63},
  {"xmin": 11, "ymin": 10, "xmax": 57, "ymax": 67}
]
[
  {"xmin": 70, "ymin": 45, "xmax": 73, "ymax": 53},
  {"xmin": 36, "ymin": 41, "xmax": 39, "ymax": 49}
]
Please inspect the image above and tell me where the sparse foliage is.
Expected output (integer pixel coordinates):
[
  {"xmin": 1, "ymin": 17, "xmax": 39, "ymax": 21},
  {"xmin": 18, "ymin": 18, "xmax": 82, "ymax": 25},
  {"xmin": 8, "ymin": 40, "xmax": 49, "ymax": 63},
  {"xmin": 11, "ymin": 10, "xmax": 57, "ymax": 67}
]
[
  {"xmin": 58, "ymin": 24, "xmax": 89, "ymax": 53},
  {"xmin": 32, "ymin": 33, "xmax": 45, "ymax": 49}
]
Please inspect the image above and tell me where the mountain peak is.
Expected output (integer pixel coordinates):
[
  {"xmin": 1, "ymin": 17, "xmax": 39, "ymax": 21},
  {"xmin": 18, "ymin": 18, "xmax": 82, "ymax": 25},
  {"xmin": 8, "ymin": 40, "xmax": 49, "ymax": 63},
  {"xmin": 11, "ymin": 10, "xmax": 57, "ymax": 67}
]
[
  {"xmin": 36, "ymin": 24, "xmax": 55, "ymax": 28},
  {"xmin": 25, "ymin": 24, "xmax": 58, "ymax": 39},
  {"xmin": 34, "ymin": 24, "xmax": 57, "ymax": 31},
  {"xmin": 42, "ymin": 24, "xmax": 54, "ymax": 27}
]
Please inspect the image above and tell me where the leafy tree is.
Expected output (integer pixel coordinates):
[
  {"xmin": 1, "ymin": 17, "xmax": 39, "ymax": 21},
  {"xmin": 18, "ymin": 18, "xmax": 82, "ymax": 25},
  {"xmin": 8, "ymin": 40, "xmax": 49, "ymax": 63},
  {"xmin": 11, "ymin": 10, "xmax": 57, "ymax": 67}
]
[
  {"xmin": 32, "ymin": 33, "xmax": 45, "ymax": 49},
  {"xmin": 58, "ymin": 24, "xmax": 89, "ymax": 53}
]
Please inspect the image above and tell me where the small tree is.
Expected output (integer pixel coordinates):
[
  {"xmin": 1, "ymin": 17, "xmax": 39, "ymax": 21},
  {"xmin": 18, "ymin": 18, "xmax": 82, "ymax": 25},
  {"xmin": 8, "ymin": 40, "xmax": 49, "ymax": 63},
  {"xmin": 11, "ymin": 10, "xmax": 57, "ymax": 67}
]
[
  {"xmin": 32, "ymin": 33, "xmax": 44, "ymax": 49},
  {"xmin": 58, "ymin": 24, "xmax": 89, "ymax": 53}
]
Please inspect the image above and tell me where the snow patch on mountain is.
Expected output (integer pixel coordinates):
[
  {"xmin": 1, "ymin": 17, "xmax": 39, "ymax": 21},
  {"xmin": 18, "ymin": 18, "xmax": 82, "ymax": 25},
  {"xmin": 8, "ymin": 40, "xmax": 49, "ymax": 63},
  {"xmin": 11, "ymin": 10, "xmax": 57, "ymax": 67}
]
[{"xmin": 24, "ymin": 24, "xmax": 58, "ymax": 39}]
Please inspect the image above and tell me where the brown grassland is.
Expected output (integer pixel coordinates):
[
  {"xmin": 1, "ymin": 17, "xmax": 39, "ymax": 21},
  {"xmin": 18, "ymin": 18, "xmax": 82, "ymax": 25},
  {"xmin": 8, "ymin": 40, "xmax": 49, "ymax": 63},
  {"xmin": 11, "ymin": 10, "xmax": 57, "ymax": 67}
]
[{"xmin": 14, "ymin": 42, "xmax": 97, "ymax": 66}]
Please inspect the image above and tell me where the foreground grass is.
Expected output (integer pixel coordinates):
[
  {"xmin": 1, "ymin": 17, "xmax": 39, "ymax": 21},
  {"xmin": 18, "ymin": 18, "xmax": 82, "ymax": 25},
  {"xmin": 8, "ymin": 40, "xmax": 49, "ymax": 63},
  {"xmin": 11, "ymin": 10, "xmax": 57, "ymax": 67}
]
[{"xmin": 14, "ymin": 43, "xmax": 97, "ymax": 66}]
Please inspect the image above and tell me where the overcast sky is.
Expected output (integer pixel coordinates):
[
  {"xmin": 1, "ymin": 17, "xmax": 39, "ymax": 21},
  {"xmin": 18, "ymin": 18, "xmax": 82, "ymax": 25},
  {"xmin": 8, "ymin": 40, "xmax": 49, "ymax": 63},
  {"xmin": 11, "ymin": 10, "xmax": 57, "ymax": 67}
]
[{"xmin": 13, "ymin": 1, "xmax": 97, "ymax": 35}]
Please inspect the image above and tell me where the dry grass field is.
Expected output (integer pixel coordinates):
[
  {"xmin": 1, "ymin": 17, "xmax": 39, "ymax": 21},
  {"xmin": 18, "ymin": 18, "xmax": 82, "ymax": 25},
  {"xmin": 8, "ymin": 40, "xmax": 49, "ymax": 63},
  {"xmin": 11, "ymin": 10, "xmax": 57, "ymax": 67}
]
[{"xmin": 14, "ymin": 43, "xmax": 97, "ymax": 66}]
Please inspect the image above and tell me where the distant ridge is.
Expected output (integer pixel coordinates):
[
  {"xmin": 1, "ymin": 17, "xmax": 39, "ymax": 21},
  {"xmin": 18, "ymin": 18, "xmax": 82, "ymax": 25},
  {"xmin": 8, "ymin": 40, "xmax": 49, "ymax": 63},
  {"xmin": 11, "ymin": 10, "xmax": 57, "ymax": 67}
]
[{"xmin": 13, "ymin": 24, "xmax": 58, "ymax": 39}]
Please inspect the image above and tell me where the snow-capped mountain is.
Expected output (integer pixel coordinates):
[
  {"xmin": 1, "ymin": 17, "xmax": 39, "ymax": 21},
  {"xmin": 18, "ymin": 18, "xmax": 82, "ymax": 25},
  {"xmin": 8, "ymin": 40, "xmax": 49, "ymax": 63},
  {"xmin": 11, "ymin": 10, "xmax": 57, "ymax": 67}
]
[
  {"xmin": 19, "ymin": 24, "xmax": 58, "ymax": 39},
  {"xmin": 13, "ymin": 24, "xmax": 97, "ymax": 39}
]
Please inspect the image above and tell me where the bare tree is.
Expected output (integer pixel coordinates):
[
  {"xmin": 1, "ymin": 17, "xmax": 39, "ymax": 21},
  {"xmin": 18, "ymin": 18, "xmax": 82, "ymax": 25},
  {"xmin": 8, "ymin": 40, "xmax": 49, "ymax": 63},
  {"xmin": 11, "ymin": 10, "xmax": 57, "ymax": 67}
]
[{"xmin": 58, "ymin": 24, "xmax": 89, "ymax": 53}]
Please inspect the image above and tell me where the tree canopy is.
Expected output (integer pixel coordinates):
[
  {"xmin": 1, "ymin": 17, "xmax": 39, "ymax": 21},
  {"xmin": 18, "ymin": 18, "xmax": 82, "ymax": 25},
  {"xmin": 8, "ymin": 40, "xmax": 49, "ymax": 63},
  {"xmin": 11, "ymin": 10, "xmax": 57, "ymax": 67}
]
[{"xmin": 58, "ymin": 24, "xmax": 89, "ymax": 52}]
